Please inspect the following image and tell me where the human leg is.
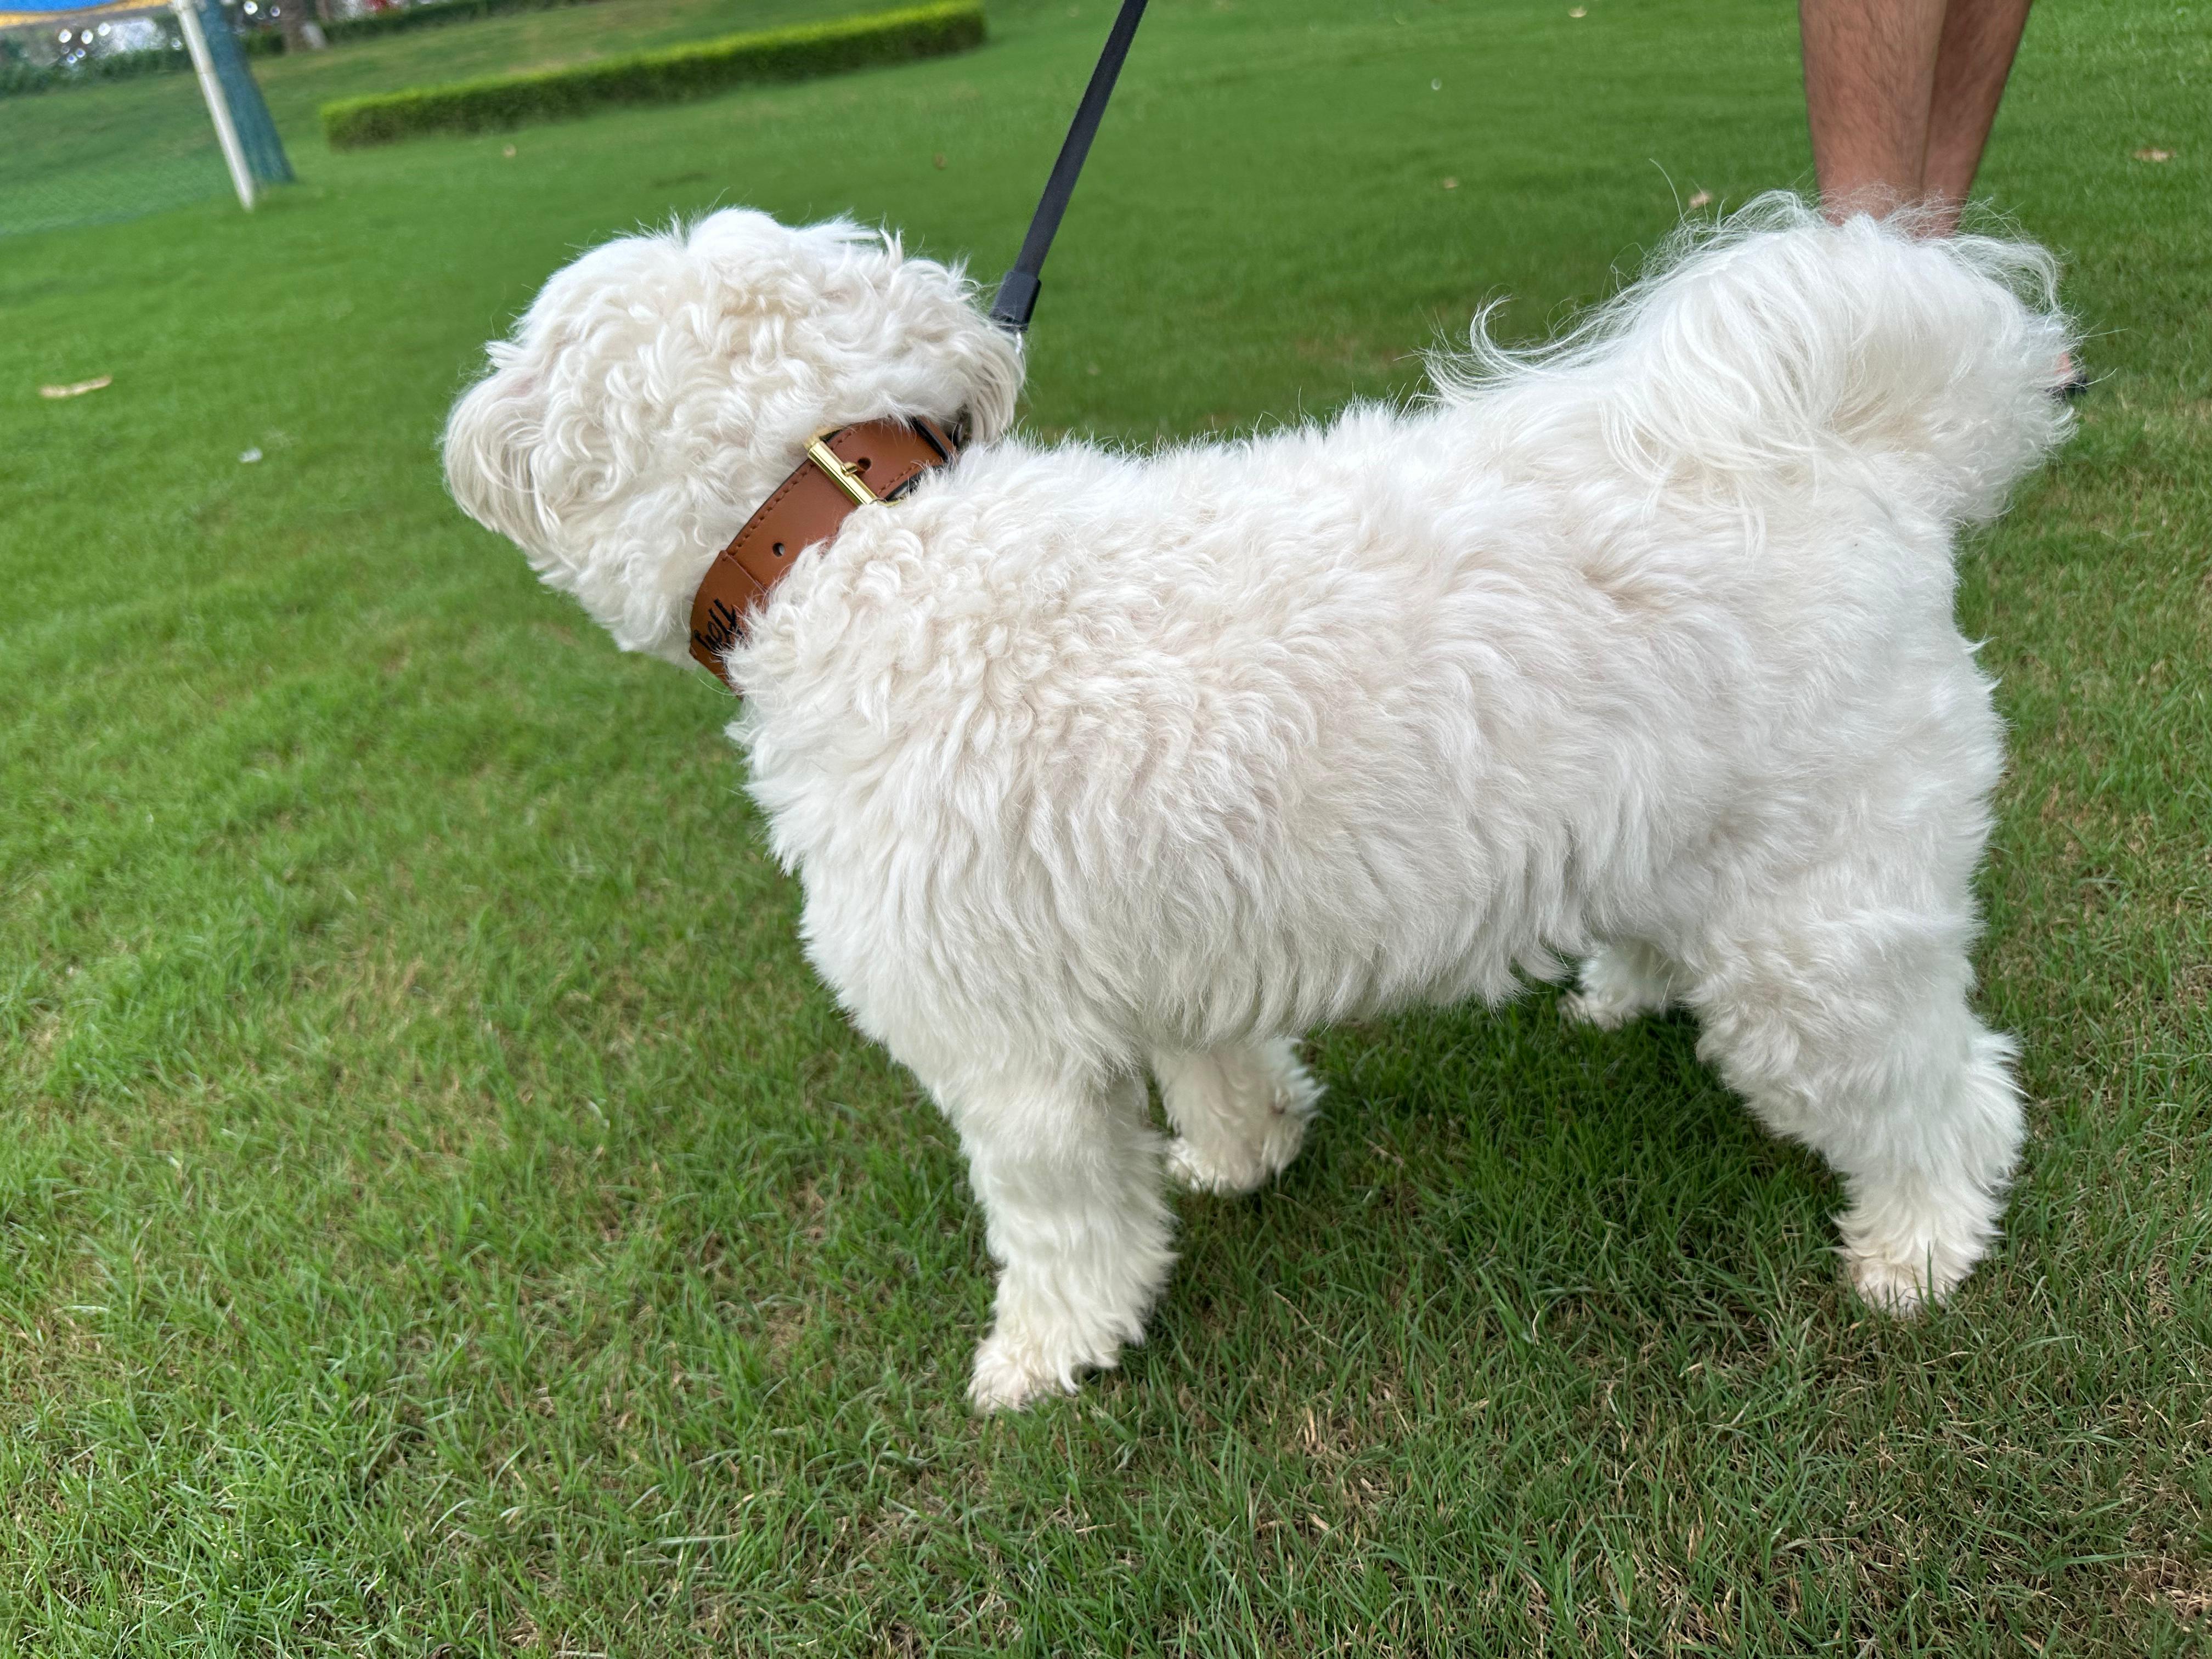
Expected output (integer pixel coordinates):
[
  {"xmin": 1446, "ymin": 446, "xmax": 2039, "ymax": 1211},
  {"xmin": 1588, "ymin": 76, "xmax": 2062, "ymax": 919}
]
[
  {"xmin": 1922, "ymin": 0, "xmax": 2034, "ymax": 232},
  {"xmin": 1798, "ymin": 0, "xmax": 2034, "ymax": 229},
  {"xmin": 1798, "ymin": 0, "xmax": 1948, "ymax": 219}
]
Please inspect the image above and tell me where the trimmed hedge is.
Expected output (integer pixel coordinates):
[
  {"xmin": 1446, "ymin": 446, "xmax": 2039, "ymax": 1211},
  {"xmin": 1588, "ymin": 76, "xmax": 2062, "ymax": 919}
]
[{"xmin": 321, "ymin": 0, "xmax": 983, "ymax": 148}]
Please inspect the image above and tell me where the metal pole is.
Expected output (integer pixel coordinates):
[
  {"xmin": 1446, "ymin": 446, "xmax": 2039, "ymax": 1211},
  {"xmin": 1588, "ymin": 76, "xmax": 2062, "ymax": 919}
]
[{"xmin": 173, "ymin": 0, "xmax": 254, "ymax": 211}]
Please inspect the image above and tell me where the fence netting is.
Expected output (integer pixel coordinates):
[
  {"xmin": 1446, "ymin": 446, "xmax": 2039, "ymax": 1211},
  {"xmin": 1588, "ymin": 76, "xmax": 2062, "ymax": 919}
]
[{"xmin": 1, "ymin": 0, "xmax": 286, "ymax": 238}]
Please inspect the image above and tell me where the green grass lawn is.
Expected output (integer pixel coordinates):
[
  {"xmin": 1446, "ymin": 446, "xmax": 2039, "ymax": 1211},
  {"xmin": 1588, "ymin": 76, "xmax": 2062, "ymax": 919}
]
[{"xmin": 2, "ymin": 0, "xmax": 2208, "ymax": 1650}]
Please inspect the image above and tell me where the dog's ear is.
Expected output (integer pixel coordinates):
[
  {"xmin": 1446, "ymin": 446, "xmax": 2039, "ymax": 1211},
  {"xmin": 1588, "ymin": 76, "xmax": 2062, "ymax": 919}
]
[
  {"xmin": 956, "ymin": 321, "xmax": 1024, "ymax": 446},
  {"xmin": 442, "ymin": 352, "xmax": 551, "ymax": 556}
]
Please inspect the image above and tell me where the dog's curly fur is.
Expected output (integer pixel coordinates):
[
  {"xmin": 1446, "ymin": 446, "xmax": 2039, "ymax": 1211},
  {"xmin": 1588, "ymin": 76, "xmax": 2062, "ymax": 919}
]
[{"xmin": 445, "ymin": 197, "xmax": 2074, "ymax": 1411}]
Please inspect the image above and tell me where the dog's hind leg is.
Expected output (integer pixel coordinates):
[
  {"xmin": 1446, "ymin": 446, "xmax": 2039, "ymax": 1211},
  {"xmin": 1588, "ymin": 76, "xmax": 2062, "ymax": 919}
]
[
  {"xmin": 1682, "ymin": 877, "xmax": 2024, "ymax": 1313},
  {"xmin": 931, "ymin": 1063, "xmax": 1178, "ymax": 1412},
  {"xmin": 1152, "ymin": 1038, "xmax": 1321, "ymax": 1196},
  {"xmin": 1562, "ymin": 941, "xmax": 1679, "ymax": 1030}
]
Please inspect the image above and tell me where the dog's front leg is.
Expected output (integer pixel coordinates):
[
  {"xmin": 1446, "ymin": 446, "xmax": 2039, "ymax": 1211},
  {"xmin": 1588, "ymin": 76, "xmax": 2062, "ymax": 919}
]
[{"xmin": 937, "ymin": 1064, "xmax": 1178, "ymax": 1412}]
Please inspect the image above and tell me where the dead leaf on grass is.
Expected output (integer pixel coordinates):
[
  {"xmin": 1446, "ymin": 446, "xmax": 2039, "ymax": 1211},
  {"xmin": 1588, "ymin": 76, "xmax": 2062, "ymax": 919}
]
[
  {"xmin": 39, "ymin": 375, "xmax": 110, "ymax": 399},
  {"xmin": 2134, "ymin": 147, "xmax": 2175, "ymax": 162}
]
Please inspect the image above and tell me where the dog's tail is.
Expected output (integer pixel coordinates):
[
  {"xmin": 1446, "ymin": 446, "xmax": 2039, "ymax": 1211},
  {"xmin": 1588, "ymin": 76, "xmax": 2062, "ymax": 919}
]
[{"xmin": 1436, "ymin": 194, "xmax": 2078, "ymax": 525}]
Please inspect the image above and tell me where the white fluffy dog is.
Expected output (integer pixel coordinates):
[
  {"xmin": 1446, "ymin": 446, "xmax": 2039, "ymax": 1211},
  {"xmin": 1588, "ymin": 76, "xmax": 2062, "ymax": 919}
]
[{"xmin": 444, "ymin": 196, "xmax": 2073, "ymax": 1411}]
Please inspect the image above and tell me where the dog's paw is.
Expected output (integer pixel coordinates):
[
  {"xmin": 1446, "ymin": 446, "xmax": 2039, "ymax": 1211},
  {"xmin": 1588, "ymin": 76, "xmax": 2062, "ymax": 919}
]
[
  {"xmin": 1844, "ymin": 1250, "xmax": 1936, "ymax": 1316},
  {"xmin": 1842, "ymin": 1216, "xmax": 1988, "ymax": 1313},
  {"xmin": 1560, "ymin": 989, "xmax": 1638, "ymax": 1030},
  {"xmin": 967, "ymin": 1331, "xmax": 1085, "ymax": 1414},
  {"xmin": 1843, "ymin": 1233, "xmax": 1986, "ymax": 1316},
  {"xmin": 1164, "ymin": 1135, "xmax": 1247, "ymax": 1195},
  {"xmin": 1164, "ymin": 1109, "xmax": 1308, "ymax": 1196},
  {"xmin": 1563, "ymin": 945, "xmax": 1676, "ymax": 1030},
  {"xmin": 1838, "ymin": 1183, "xmax": 1993, "ymax": 1316}
]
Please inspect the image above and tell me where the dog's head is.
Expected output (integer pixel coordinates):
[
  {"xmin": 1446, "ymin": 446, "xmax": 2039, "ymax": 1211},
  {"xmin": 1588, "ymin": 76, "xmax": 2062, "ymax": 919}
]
[{"xmin": 443, "ymin": 209, "xmax": 1023, "ymax": 665}]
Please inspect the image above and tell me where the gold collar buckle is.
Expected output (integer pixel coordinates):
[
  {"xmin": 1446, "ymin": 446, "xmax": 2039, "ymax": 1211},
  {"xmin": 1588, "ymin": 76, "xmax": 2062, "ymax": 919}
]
[{"xmin": 804, "ymin": 431, "xmax": 877, "ymax": 506}]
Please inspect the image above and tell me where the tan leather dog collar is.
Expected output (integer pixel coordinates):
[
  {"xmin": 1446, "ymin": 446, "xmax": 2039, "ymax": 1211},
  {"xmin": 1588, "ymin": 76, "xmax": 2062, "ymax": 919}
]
[{"xmin": 687, "ymin": 416, "xmax": 962, "ymax": 689}]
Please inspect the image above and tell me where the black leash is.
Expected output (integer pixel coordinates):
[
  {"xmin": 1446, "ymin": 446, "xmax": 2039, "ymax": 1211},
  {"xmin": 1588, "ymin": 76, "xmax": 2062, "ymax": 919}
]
[{"xmin": 989, "ymin": 0, "xmax": 1151, "ymax": 334}]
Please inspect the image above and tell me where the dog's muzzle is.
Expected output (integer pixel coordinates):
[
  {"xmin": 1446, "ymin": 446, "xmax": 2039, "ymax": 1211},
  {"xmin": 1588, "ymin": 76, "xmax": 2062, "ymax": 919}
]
[{"xmin": 687, "ymin": 416, "xmax": 963, "ymax": 689}]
